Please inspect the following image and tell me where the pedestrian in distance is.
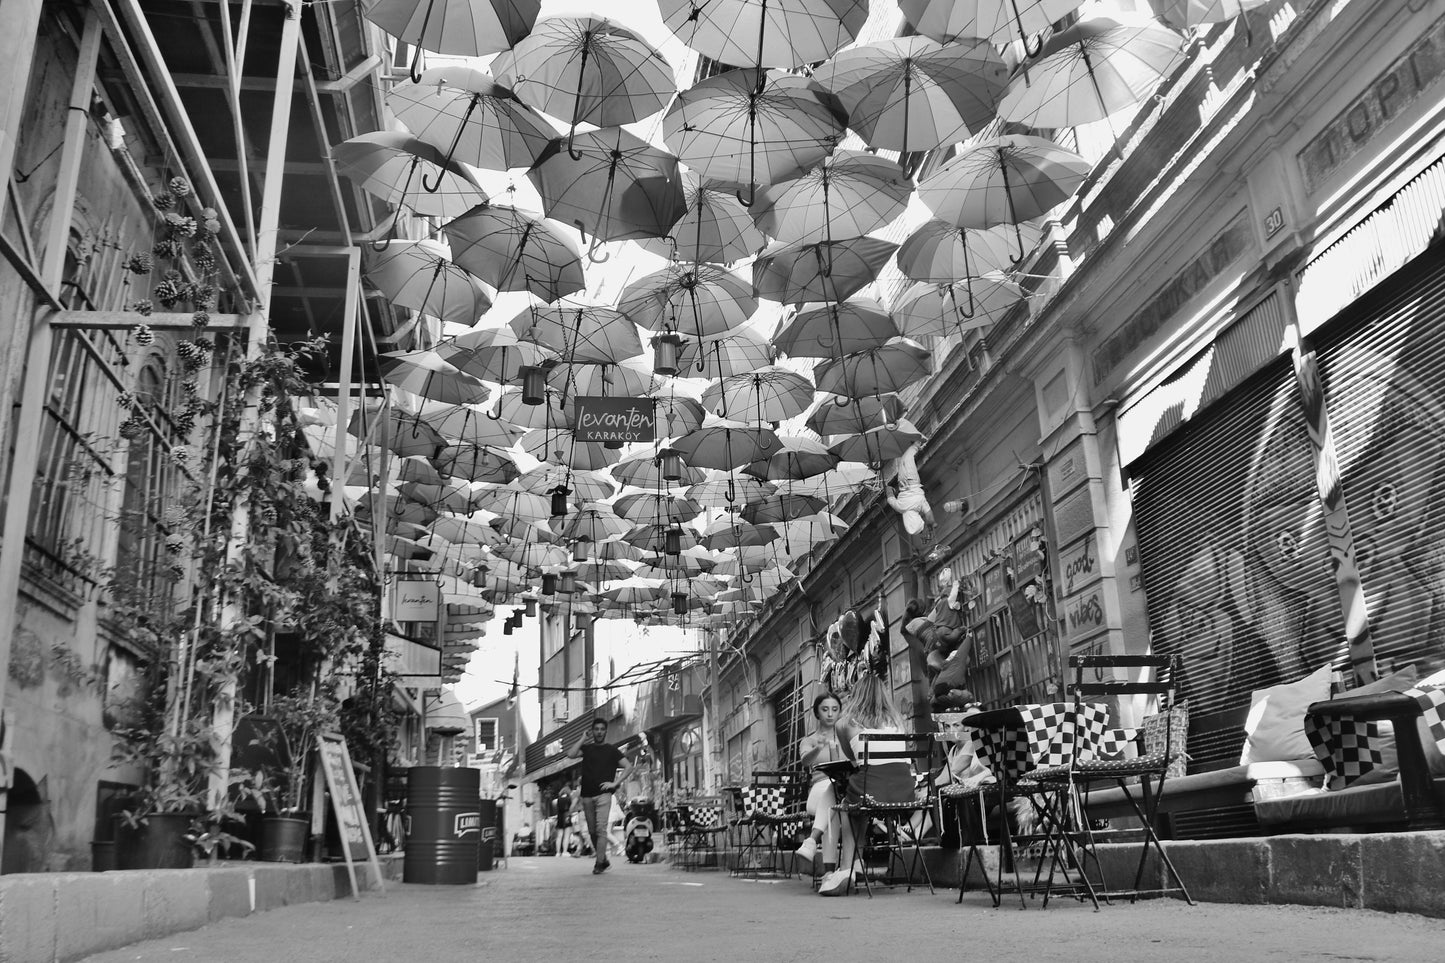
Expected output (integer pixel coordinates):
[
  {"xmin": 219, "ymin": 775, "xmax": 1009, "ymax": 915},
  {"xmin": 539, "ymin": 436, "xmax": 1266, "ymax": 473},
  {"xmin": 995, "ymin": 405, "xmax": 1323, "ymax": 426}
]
[
  {"xmin": 553, "ymin": 781, "xmax": 573, "ymax": 858},
  {"xmin": 565, "ymin": 717, "xmax": 633, "ymax": 875}
]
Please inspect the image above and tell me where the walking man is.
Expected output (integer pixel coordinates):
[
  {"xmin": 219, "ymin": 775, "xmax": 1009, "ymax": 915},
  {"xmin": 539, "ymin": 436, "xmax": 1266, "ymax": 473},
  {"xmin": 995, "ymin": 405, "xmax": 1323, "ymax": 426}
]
[{"xmin": 566, "ymin": 717, "xmax": 632, "ymax": 875}]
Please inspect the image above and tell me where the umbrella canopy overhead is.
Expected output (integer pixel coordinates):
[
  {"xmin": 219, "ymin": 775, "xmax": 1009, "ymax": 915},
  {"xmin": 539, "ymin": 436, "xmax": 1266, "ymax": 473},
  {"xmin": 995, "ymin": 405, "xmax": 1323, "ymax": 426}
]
[
  {"xmin": 386, "ymin": 67, "xmax": 557, "ymax": 173},
  {"xmin": 702, "ymin": 365, "xmax": 816, "ymax": 422},
  {"xmin": 618, "ymin": 263, "xmax": 758, "ymax": 341},
  {"xmin": 688, "ymin": 472, "xmax": 776, "ymax": 509},
  {"xmin": 437, "ymin": 325, "xmax": 558, "ymax": 383},
  {"xmin": 897, "ymin": 220, "xmax": 1038, "ymax": 282},
  {"xmin": 361, "ymin": 0, "xmax": 540, "ymax": 59},
  {"xmin": 610, "ymin": 447, "xmax": 707, "ymax": 489},
  {"xmin": 493, "ymin": 384, "xmax": 572, "ymax": 430},
  {"xmin": 752, "ymin": 236, "xmax": 899, "ymax": 305},
  {"xmin": 891, "ymin": 274, "xmax": 1024, "ymax": 338},
  {"xmin": 659, "ymin": 0, "xmax": 868, "ymax": 69},
  {"xmin": 514, "ymin": 463, "xmax": 617, "ymax": 503},
  {"xmin": 612, "ymin": 490, "xmax": 703, "ymax": 525},
  {"xmin": 741, "ymin": 492, "xmax": 826, "ymax": 523},
  {"xmin": 751, "ymin": 149, "xmax": 910, "ymax": 245},
  {"xmin": 898, "ymin": 0, "xmax": 1086, "ymax": 48},
  {"xmin": 673, "ymin": 327, "xmax": 773, "ymax": 380},
  {"xmin": 548, "ymin": 356, "xmax": 657, "ymax": 399},
  {"xmin": 806, "ymin": 392, "xmax": 905, "ymax": 436},
  {"xmin": 744, "ymin": 433, "xmax": 840, "ymax": 480},
  {"xmin": 651, "ymin": 394, "xmax": 708, "ymax": 437},
  {"xmin": 443, "ymin": 204, "xmax": 586, "ymax": 303},
  {"xmin": 348, "ymin": 402, "xmax": 447, "ymax": 458},
  {"xmin": 772, "ymin": 298, "xmax": 900, "ymax": 359},
  {"xmin": 673, "ymin": 419, "xmax": 781, "ymax": 471},
  {"xmin": 334, "ymin": 132, "xmax": 488, "ymax": 219},
  {"xmin": 366, "ymin": 239, "xmax": 492, "ymax": 326},
  {"xmin": 560, "ymin": 504, "xmax": 632, "ymax": 542},
  {"xmin": 814, "ymin": 339, "xmax": 933, "ymax": 399},
  {"xmin": 380, "ymin": 352, "xmax": 491, "ymax": 406},
  {"xmin": 638, "ymin": 169, "xmax": 767, "ymax": 264},
  {"xmin": 492, "ymin": 16, "xmax": 675, "ymax": 134},
  {"xmin": 419, "ymin": 401, "xmax": 524, "ymax": 447},
  {"xmin": 509, "ymin": 300, "xmax": 644, "ymax": 366},
  {"xmin": 519, "ymin": 427, "xmax": 623, "ymax": 471},
  {"xmin": 663, "ymin": 68, "xmax": 847, "ymax": 199},
  {"xmin": 528, "ymin": 126, "xmax": 688, "ymax": 246},
  {"xmin": 811, "ymin": 37, "xmax": 1009, "ymax": 153},
  {"xmin": 828, "ymin": 418, "xmax": 925, "ymax": 464},
  {"xmin": 436, "ymin": 442, "xmax": 519, "ymax": 484}
]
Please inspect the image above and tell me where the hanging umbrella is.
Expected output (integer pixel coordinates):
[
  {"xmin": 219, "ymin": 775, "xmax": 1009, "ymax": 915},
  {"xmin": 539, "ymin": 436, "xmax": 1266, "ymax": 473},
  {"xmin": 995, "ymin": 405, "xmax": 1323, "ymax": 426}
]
[
  {"xmin": 828, "ymin": 418, "xmax": 925, "ymax": 464},
  {"xmin": 673, "ymin": 327, "xmax": 773, "ymax": 380},
  {"xmin": 688, "ymin": 471, "xmax": 776, "ymax": 509},
  {"xmin": 515, "ymin": 464, "xmax": 617, "ymax": 504},
  {"xmin": 806, "ymin": 393, "xmax": 906, "ymax": 436},
  {"xmin": 519, "ymin": 428, "xmax": 623, "ymax": 471},
  {"xmin": 436, "ymin": 326, "xmax": 558, "ymax": 384},
  {"xmin": 640, "ymin": 546, "xmax": 719, "ymax": 576},
  {"xmin": 612, "ymin": 490, "xmax": 703, "ymax": 524},
  {"xmin": 778, "ymin": 463, "xmax": 876, "ymax": 500},
  {"xmin": 740, "ymin": 492, "xmax": 826, "ymax": 524},
  {"xmin": 663, "ymin": 68, "xmax": 847, "ymax": 203},
  {"xmin": 898, "ymin": 0, "xmax": 1086, "ymax": 51},
  {"xmin": 436, "ymin": 442, "xmax": 518, "ymax": 484},
  {"xmin": 386, "ymin": 66, "xmax": 557, "ymax": 174},
  {"xmin": 814, "ymin": 339, "xmax": 932, "ymax": 399},
  {"xmin": 752, "ymin": 236, "xmax": 898, "ymax": 305},
  {"xmin": 366, "ymin": 240, "xmax": 493, "ymax": 326},
  {"xmin": 574, "ymin": 558, "xmax": 639, "ymax": 582},
  {"xmin": 508, "ymin": 299, "xmax": 643, "ymax": 366},
  {"xmin": 997, "ymin": 16, "xmax": 1186, "ymax": 130},
  {"xmin": 493, "ymin": 16, "xmax": 675, "ymax": 145},
  {"xmin": 348, "ymin": 402, "xmax": 447, "ymax": 458},
  {"xmin": 917, "ymin": 134, "xmax": 1090, "ymax": 259},
  {"xmin": 811, "ymin": 37, "xmax": 1008, "ymax": 154},
  {"xmin": 702, "ymin": 516, "xmax": 778, "ymax": 551},
  {"xmin": 490, "ymin": 384, "xmax": 572, "ymax": 430},
  {"xmin": 891, "ymin": 274, "xmax": 1024, "ymax": 338},
  {"xmin": 898, "ymin": 220, "xmax": 1037, "ymax": 283},
  {"xmin": 600, "ymin": 577, "xmax": 667, "ymax": 606},
  {"xmin": 586, "ymin": 538, "xmax": 646, "ymax": 562},
  {"xmin": 443, "ymin": 204, "xmax": 586, "ymax": 303},
  {"xmin": 618, "ymin": 263, "xmax": 757, "ymax": 342},
  {"xmin": 355, "ymin": 490, "xmax": 439, "ymax": 527},
  {"xmin": 560, "ymin": 504, "xmax": 632, "ymax": 543},
  {"xmin": 494, "ymin": 540, "xmax": 570, "ymax": 570},
  {"xmin": 361, "ymin": 0, "xmax": 540, "ymax": 64},
  {"xmin": 610, "ymin": 448, "xmax": 707, "ymax": 490},
  {"xmin": 751, "ymin": 149, "xmax": 910, "ymax": 245},
  {"xmin": 527, "ymin": 127, "xmax": 688, "ymax": 254},
  {"xmin": 651, "ymin": 395, "xmax": 708, "ymax": 438},
  {"xmin": 1149, "ymin": 0, "xmax": 1273, "ymax": 30},
  {"xmin": 624, "ymin": 523, "xmax": 702, "ymax": 554},
  {"xmin": 381, "ymin": 455, "xmax": 446, "ymax": 488},
  {"xmin": 637, "ymin": 169, "xmax": 766, "ymax": 264},
  {"xmin": 419, "ymin": 401, "xmax": 524, "ymax": 447},
  {"xmin": 334, "ymin": 132, "xmax": 488, "ymax": 220},
  {"xmin": 702, "ymin": 365, "xmax": 816, "ymax": 422},
  {"xmin": 395, "ymin": 478, "xmax": 490, "ymax": 515},
  {"xmin": 547, "ymin": 356, "xmax": 656, "ymax": 400},
  {"xmin": 430, "ymin": 514, "xmax": 506, "ymax": 548},
  {"xmin": 470, "ymin": 485, "xmax": 552, "ymax": 523},
  {"xmin": 771, "ymin": 298, "xmax": 900, "ymax": 359},
  {"xmin": 744, "ymin": 434, "xmax": 840, "ymax": 480},
  {"xmin": 380, "ymin": 352, "xmax": 490, "ymax": 406},
  {"xmin": 710, "ymin": 546, "xmax": 781, "ymax": 577},
  {"xmin": 658, "ymin": 0, "xmax": 868, "ymax": 69},
  {"xmin": 673, "ymin": 419, "xmax": 781, "ymax": 471}
]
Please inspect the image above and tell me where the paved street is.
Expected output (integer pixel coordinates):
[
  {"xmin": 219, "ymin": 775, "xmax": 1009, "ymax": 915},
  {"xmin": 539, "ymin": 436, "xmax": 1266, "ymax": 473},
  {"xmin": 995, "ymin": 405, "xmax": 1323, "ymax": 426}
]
[{"xmin": 81, "ymin": 855, "xmax": 1444, "ymax": 962}]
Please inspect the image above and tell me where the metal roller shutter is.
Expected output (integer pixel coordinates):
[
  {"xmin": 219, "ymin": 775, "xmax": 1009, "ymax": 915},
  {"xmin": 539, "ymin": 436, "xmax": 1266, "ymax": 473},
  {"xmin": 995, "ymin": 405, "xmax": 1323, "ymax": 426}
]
[
  {"xmin": 1130, "ymin": 359, "xmax": 1345, "ymax": 768},
  {"xmin": 1315, "ymin": 252, "xmax": 1445, "ymax": 676}
]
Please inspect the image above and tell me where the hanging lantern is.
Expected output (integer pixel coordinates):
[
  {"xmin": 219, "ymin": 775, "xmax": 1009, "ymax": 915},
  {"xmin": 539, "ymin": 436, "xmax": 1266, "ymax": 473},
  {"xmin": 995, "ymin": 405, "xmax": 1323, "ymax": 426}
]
[
  {"xmin": 665, "ymin": 524, "xmax": 683, "ymax": 556},
  {"xmin": 672, "ymin": 591, "xmax": 687, "ymax": 615},
  {"xmin": 560, "ymin": 571, "xmax": 577, "ymax": 594},
  {"xmin": 541, "ymin": 574, "xmax": 557, "ymax": 596},
  {"xmin": 551, "ymin": 486, "xmax": 570, "ymax": 518},
  {"xmin": 524, "ymin": 598, "xmax": 537, "ymax": 617},
  {"xmin": 653, "ymin": 332, "xmax": 683, "ymax": 376},
  {"xmin": 503, "ymin": 619, "xmax": 514, "ymax": 636},
  {"xmin": 660, "ymin": 449, "xmax": 684, "ymax": 483},
  {"xmin": 508, "ymin": 610, "xmax": 523, "ymax": 629},
  {"xmin": 573, "ymin": 538, "xmax": 591, "ymax": 563},
  {"xmin": 575, "ymin": 612, "xmax": 591, "ymax": 629},
  {"xmin": 519, "ymin": 365, "xmax": 546, "ymax": 405}
]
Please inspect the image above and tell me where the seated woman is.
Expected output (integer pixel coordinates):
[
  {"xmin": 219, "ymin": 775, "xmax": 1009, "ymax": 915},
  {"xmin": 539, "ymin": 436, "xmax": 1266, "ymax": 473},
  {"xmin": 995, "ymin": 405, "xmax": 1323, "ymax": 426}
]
[
  {"xmin": 793, "ymin": 692, "xmax": 844, "ymax": 873},
  {"xmin": 819, "ymin": 671, "xmax": 914, "ymax": 897}
]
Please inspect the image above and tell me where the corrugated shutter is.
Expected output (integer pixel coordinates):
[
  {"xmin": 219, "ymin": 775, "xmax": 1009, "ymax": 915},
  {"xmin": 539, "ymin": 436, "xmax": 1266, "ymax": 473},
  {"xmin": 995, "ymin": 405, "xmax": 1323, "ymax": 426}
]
[
  {"xmin": 1314, "ymin": 251, "xmax": 1445, "ymax": 674},
  {"xmin": 1130, "ymin": 359, "xmax": 1345, "ymax": 768}
]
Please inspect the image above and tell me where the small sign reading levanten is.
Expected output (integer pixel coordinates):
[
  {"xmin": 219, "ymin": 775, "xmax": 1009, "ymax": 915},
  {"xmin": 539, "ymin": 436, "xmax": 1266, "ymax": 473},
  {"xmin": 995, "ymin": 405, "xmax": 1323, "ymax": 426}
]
[{"xmin": 574, "ymin": 396, "xmax": 656, "ymax": 443}]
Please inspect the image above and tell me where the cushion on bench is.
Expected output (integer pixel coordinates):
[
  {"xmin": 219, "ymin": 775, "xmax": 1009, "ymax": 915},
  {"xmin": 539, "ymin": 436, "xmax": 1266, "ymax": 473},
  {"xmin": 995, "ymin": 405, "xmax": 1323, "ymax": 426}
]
[
  {"xmin": 1081, "ymin": 759, "xmax": 1324, "ymax": 819},
  {"xmin": 1254, "ymin": 777, "xmax": 1445, "ymax": 830}
]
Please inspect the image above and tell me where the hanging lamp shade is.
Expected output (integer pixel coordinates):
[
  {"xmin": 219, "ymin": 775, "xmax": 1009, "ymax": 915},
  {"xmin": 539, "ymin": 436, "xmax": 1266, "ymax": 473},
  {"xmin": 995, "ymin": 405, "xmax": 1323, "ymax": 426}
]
[
  {"xmin": 542, "ymin": 573, "xmax": 558, "ymax": 595},
  {"xmin": 671, "ymin": 590, "xmax": 688, "ymax": 615},
  {"xmin": 665, "ymin": 525, "xmax": 683, "ymax": 556},
  {"xmin": 520, "ymin": 365, "xmax": 548, "ymax": 405},
  {"xmin": 560, "ymin": 571, "xmax": 578, "ymax": 594},
  {"xmin": 573, "ymin": 538, "xmax": 591, "ymax": 562},
  {"xmin": 551, "ymin": 486, "xmax": 571, "ymax": 517},
  {"xmin": 503, "ymin": 619, "xmax": 514, "ymax": 635},
  {"xmin": 653, "ymin": 332, "xmax": 683, "ymax": 376},
  {"xmin": 523, "ymin": 598, "xmax": 537, "ymax": 617},
  {"xmin": 660, "ymin": 449, "xmax": 685, "ymax": 483}
]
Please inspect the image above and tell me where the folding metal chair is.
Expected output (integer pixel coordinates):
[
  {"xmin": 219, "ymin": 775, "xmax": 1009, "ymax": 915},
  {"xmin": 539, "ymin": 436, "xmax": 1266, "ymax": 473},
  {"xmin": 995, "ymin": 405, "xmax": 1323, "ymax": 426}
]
[
  {"xmin": 731, "ymin": 770, "xmax": 808, "ymax": 878},
  {"xmin": 1029, "ymin": 654, "xmax": 1194, "ymax": 905},
  {"xmin": 673, "ymin": 797, "xmax": 726, "ymax": 871},
  {"xmin": 835, "ymin": 732, "xmax": 937, "ymax": 896}
]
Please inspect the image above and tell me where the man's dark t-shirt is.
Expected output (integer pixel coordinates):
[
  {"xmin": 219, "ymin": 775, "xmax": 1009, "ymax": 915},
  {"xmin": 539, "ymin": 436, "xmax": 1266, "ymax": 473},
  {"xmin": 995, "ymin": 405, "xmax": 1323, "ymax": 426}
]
[{"xmin": 579, "ymin": 742, "xmax": 623, "ymax": 796}]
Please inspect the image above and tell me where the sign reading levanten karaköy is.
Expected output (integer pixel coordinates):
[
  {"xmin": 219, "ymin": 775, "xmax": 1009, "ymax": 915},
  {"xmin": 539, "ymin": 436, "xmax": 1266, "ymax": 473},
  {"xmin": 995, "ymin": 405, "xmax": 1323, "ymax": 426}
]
[{"xmin": 574, "ymin": 396, "xmax": 656, "ymax": 443}]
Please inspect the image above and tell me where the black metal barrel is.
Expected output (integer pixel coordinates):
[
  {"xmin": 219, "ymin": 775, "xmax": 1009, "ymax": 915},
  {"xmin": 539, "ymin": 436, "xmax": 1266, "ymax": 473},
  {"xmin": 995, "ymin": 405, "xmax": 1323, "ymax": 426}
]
[{"xmin": 404, "ymin": 767, "xmax": 480, "ymax": 884}]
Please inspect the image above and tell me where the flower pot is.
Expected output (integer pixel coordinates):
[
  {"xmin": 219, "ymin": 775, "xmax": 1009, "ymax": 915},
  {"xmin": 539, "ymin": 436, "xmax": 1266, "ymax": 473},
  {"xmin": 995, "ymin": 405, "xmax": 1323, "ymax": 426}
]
[
  {"xmin": 90, "ymin": 840, "xmax": 116, "ymax": 872},
  {"xmin": 260, "ymin": 815, "xmax": 311, "ymax": 863},
  {"xmin": 113, "ymin": 812, "xmax": 196, "ymax": 870}
]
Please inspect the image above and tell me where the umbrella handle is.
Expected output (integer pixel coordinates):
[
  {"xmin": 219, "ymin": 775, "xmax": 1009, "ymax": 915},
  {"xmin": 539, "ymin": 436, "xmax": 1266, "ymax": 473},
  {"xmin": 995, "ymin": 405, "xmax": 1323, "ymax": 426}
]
[
  {"xmin": 735, "ymin": 184, "xmax": 755, "ymax": 208},
  {"xmin": 587, "ymin": 233, "xmax": 611, "ymax": 264},
  {"xmin": 566, "ymin": 128, "xmax": 585, "ymax": 162},
  {"xmin": 661, "ymin": 235, "xmax": 678, "ymax": 261},
  {"xmin": 1010, "ymin": 0, "xmax": 1044, "ymax": 59},
  {"xmin": 409, "ymin": 45, "xmax": 425, "ymax": 84}
]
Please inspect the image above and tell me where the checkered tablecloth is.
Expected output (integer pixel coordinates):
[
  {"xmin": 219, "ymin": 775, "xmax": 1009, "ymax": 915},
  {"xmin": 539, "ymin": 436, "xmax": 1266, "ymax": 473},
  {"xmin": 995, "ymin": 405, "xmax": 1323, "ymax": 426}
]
[
  {"xmin": 963, "ymin": 702, "xmax": 1112, "ymax": 780},
  {"xmin": 1305, "ymin": 684, "xmax": 1445, "ymax": 789},
  {"xmin": 740, "ymin": 784, "xmax": 787, "ymax": 819}
]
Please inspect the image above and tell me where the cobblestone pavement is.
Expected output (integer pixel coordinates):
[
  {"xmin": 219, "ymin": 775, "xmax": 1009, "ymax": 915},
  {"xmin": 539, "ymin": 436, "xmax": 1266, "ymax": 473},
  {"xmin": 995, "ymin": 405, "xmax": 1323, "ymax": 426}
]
[{"xmin": 81, "ymin": 855, "xmax": 1444, "ymax": 962}]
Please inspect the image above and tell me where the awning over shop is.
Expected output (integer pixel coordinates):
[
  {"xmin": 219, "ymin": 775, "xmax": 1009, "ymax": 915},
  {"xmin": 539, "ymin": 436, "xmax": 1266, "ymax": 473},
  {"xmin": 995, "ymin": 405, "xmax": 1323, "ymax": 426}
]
[{"xmin": 386, "ymin": 631, "xmax": 441, "ymax": 678}]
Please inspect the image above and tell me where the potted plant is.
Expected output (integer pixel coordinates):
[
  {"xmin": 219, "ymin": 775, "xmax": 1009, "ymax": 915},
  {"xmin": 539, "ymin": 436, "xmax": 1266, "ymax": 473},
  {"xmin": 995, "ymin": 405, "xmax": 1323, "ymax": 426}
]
[{"xmin": 251, "ymin": 687, "xmax": 341, "ymax": 862}]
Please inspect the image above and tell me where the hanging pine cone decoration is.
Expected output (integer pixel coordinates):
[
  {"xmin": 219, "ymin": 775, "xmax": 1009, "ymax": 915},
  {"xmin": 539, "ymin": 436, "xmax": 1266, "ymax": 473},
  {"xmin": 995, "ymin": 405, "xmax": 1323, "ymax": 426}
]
[
  {"xmin": 151, "ymin": 191, "xmax": 175, "ymax": 211},
  {"xmin": 192, "ymin": 283, "xmax": 216, "ymax": 309},
  {"xmin": 258, "ymin": 505, "xmax": 278, "ymax": 526},
  {"xmin": 153, "ymin": 237, "xmax": 183, "ymax": 260},
  {"xmin": 172, "ymin": 412, "xmax": 196, "ymax": 435},
  {"xmin": 164, "ymin": 534, "xmax": 186, "ymax": 555},
  {"xmin": 170, "ymin": 445, "xmax": 192, "ymax": 467},
  {"xmin": 191, "ymin": 310, "xmax": 210, "ymax": 329},
  {"xmin": 116, "ymin": 391, "xmax": 136, "ymax": 411},
  {"xmin": 180, "ymin": 378, "xmax": 200, "ymax": 397},
  {"xmin": 168, "ymin": 176, "xmax": 191, "ymax": 198},
  {"xmin": 163, "ymin": 213, "xmax": 198, "ymax": 239},
  {"xmin": 154, "ymin": 271, "xmax": 184, "ymax": 308},
  {"xmin": 118, "ymin": 417, "xmax": 146, "ymax": 440},
  {"xmin": 167, "ymin": 562, "xmax": 186, "ymax": 580},
  {"xmin": 131, "ymin": 322, "xmax": 154, "ymax": 345},
  {"xmin": 176, "ymin": 340, "xmax": 203, "ymax": 370},
  {"xmin": 130, "ymin": 299, "xmax": 154, "ymax": 318},
  {"xmin": 126, "ymin": 252, "xmax": 153, "ymax": 275}
]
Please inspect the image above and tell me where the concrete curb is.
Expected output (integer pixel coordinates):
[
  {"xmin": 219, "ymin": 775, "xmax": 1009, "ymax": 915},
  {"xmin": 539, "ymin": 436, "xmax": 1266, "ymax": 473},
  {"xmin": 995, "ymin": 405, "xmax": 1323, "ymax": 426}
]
[{"xmin": 0, "ymin": 856, "xmax": 403, "ymax": 963}]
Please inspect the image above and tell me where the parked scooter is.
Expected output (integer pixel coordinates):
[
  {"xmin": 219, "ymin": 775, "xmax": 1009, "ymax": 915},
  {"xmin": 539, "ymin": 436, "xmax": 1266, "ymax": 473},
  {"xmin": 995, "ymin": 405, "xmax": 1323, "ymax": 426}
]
[{"xmin": 623, "ymin": 798, "xmax": 660, "ymax": 864}]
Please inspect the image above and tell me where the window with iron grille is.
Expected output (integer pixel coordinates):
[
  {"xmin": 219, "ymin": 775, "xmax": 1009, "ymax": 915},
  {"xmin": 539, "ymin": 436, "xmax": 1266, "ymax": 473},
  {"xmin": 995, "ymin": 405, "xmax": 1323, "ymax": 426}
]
[
  {"xmin": 476, "ymin": 717, "xmax": 499, "ymax": 752},
  {"xmin": 771, "ymin": 682, "xmax": 805, "ymax": 770}
]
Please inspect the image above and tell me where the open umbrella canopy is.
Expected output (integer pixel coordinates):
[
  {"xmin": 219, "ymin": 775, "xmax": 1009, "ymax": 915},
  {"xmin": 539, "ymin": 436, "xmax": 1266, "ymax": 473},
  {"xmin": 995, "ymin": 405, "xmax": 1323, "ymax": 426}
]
[
  {"xmin": 600, "ymin": 577, "xmax": 667, "ymax": 605},
  {"xmin": 828, "ymin": 418, "xmax": 925, "ymax": 463},
  {"xmin": 494, "ymin": 539, "xmax": 571, "ymax": 570},
  {"xmin": 744, "ymin": 433, "xmax": 840, "ymax": 480},
  {"xmin": 806, "ymin": 392, "xmax": 906, "ymax": 436},
  {"xmin": 547, "ymin": 356, "xmax": 656, "ymax": 399},
  {"xmin": 663, "ymin": 68, "xmax": 847, "ymax": 198},
  {"xmin": 811, "ymin": 37, "xmax": 1008, "ymax": 153},
  {"xmin": 468, "ymin": 484, "xmax": 553, "ymax": 524},
  {"xmin": 514, "ymin": 463, "xmax": 617, "ymax": 503},
  {"xmin": 436, "ymin": 442, "xmax": 519, "ymax": 484},
  {"xmin": 702, "ymin": 365, "xmax": 816, "ymax": 422},
  {"xmin": 673, "ymin": 327, "xmax": 773, "ymax": 380},
  {"xmin": 380, "ymin": 352, "xmax": 491, "ymax": 406},
  {"xmin": 610, "ymin": 447, "xmax": 707, "ymax": 489},
  {"xmin": 891, "ymin": 274, "xmax": 1024, "ymax": 338},
  {"xmin": 437, "ymin": 325, "xmax": 558, "ymax": 384},
  {"xmin": 618, "ymin": 263, "xmax": 757, "ymax": 341},
  {"xmin": 752, "ymin": 235, "xmax": 899, "ymax": 305},
  {"xmin": 898, "ymin": 220, "xmax": 1037, "ymax": 282},
  {"xmin": 740, "ymin": 492, "xmax": 826, "ymax": 523},
  {"xmin": 651, "ymin": 395, "xmax": 708, "ymax": 438},
  {"xmin": 772, "ymin": 298, "xmax": 900, "ymax": 359},
  {"xmin": 560, "ymin": 504, "xmax": 632, "ymax": 542},
  {"xmin": 418, "ymin": 401, "xmax": 524, "ymax": 447},
  {"xmin": 814, "ymin": 339, "xmax": 933, "ymax": 399},
  {"xmin": 348, "ymin": 402, "xmax": 447, "ymax": 457},
  {"xmin": 361, "ymin": 0, "xmax": 539, "ymax": 59},
  {"xmin": 751, "ymin": 149, "xmax": 910, "ymax": 244},
  {"xmin": 395, "ymin": 478, "xmax": 491, "ymax": 515},
  {"xmin": 334, "ymin": 131, "xmax": 488, "ymax": 219},
  {"xmin": 443, "ymin": 204, "xmax": 586, "ymax": 303},
  {"xmin": 673, "ymin": 419, "xmax": 781, "ymax": 471},
  {"xmin": 897, "ymin": 0, "xmax": 1086, "ymax": 47},
  {"xmin": 528, "ymin": 126, "xmax": 687, "ymax": 245},
  {"xmin": 778, "ymin": 463, "xmax": 876, "ymax": 500},
  {"xmin": 641, "ymin": 545, "xmax": 719, "ymax": 575},
  {"xmin": 430, "ymin": 513, "xmax": 507, "ymax": 548},
  {"xmin": 1150, "ymin": 0, "xmax": 1273, "ymax": 28},
  {"xmin": 688, "ymin": 472, "xmax": 776, "ymax": 509},
  {"xmin": 386, "ymin": 66, "xmax": 557, "ymax": 173},
  {"xmin": 997, "ymin": 16, "xmax": 1186, "ymax": 129},
  {"xmin": 612, "ymin": 490, "xmax": 703, "ymax": 524},
  {"xmin": 659, "ymin": 0, "xmax": 868, "ymax": 69},
  {"xmin": 519, "ymin": 427, "xmax": 623, "ymax": 471},
  {"xmin": 638, "ymin": 168, "xmax": 766, "ymax": 264},
  {"xmin": 366, "ymin": 239, "xmax": 493, "ymax": 326},
  {"xmin": 492, "ymin": 384, "xmax": 572, "ymax": 430},
  {"xmin": 508, "ymin": 299, "xmax": 643, "ymax": 365},
  {"xmin": 572, "ymin": 557, "xmax": 638, "ymax": 581},
  {"xmin": 623, "ymin": 522, "xmax": 702, "ymax": 554},
  {"xmin": 701, "ymin": 516, "xmax": 778, "ymax": 550}
]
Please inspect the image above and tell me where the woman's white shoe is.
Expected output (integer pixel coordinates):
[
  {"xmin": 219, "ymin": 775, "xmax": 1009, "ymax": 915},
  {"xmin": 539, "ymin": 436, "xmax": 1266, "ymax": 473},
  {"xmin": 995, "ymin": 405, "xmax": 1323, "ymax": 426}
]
[{"xmin": 817, "ymin": 868, "xmax": 851, "ymax": 896}]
